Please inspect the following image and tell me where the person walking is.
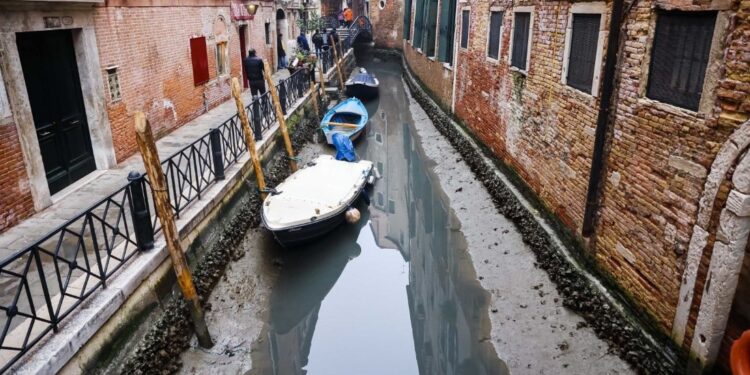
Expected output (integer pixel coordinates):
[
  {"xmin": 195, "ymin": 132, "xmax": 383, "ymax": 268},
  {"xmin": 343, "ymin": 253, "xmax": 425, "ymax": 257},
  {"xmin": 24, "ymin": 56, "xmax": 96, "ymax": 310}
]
[
  {"xmin": 296, "ymin": 31, "xmax": 310, "ymax": 53},
  {"xmin": 277, "ymin": 34, "xmax": 287, "ymax": 69},
  {"xmin": 312, "ymin": 29, "xmax": 324, "ymax": 57},
  {"xmin": 343, "ymin": 7, "xmax": 353, "ymax": 27},
  {"xmin": 329, "ymin": 28, "xmax": 340, "ymax": 56},
  {"xmin": 243, "ymin": 48, "xmax": 266, "ymax": 97}
]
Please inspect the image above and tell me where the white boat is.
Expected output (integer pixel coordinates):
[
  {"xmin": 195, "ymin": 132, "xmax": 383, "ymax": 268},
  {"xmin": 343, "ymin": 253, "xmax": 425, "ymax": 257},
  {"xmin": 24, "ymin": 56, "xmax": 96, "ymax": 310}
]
[{"xmin": 261, "ymin": 155, "xmax": 374, "ymax": 247}]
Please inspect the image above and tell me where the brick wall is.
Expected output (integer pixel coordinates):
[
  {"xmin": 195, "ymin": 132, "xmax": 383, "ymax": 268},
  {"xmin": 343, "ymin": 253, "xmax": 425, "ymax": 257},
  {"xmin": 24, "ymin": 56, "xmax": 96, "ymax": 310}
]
[
  {"xmin": 368, "ymin": 0, "xmax": 403, "ymax": 49},
  {"xmin": 94, "ymin": 6, "xmax": 251, "ymax": 162},
  {"xmin": 0, "ymin": 122, "xmax": 34, "ymax": 233}
]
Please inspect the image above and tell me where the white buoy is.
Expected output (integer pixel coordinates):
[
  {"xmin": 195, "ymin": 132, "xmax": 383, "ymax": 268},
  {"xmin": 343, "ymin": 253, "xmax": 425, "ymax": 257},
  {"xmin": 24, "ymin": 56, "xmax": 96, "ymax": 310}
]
[{"xmin": 345, "ymin": 207, "xmax": 361, "ymax": 223}]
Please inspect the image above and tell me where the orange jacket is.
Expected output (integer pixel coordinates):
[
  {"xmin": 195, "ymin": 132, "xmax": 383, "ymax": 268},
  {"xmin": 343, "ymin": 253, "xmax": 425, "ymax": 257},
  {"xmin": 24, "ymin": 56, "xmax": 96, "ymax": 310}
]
[{"xmin": 344, "ymin": 8, "xmax": 353, "ymax": 21}]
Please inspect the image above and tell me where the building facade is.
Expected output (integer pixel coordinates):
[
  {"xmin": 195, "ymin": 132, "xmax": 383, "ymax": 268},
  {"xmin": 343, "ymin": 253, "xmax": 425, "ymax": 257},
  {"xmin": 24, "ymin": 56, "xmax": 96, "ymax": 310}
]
[
  {"xmin": 0, "ymin": 0, "xmax": 286, "ymax": 233},
  {"xmin": 369, "ymin": 0, "xmax": 750, "ymax": 369}
]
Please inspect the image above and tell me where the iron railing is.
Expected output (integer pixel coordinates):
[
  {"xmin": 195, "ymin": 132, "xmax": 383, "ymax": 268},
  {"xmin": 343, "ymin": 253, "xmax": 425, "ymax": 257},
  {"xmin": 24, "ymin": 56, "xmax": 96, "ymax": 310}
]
[
  {"xmin": 278, "ymin": 69, "xmax": 312, "ymax": 114},
  {"xmin": 345, "ymin": 16, "xmax": 372, "ymax": 48},
  {"xmin": 0, "ymin": 67, "xmax": 316, "ymax": 372}
]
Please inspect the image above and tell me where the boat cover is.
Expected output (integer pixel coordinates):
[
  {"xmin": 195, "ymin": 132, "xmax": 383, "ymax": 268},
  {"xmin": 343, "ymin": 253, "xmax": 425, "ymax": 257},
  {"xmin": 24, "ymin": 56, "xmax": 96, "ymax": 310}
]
[
  {"xmin": 348, "ymin": 72, "xmax": 379, "ymax": 87},
  {"xmin": 262, "ymin": 155, "xmax": 373, "ymax": 230},
  {"xmin": 332, "ymin": 133, "xmax": 357, "ymax": 161}
]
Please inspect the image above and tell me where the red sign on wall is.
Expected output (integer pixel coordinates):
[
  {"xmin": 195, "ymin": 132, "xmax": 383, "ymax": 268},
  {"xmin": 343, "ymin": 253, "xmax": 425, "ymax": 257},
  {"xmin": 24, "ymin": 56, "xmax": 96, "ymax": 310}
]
[{"xmin": 231, "ymin": 2, "xmax": 255, "ymax": 21}]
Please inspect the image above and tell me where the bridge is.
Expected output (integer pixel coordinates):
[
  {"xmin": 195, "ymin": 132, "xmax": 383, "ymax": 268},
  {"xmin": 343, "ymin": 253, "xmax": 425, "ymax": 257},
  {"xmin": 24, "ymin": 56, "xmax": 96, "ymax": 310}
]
[{"xmin": 323, "ymin": 15, "xmax": 373, "ymax": 47}]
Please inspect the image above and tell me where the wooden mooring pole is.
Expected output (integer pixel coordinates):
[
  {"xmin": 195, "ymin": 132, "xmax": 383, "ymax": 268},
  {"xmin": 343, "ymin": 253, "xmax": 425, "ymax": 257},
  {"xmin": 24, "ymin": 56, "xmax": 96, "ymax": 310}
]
[
  {"xmin": 330, "ymin": 36, "xmax": 345, "ymax": 92},
  {"xmin": 318, "ymin": 58, "xmax": 326, "ymax": 98},
  {"xmin": 262, "ymin": 60, "xmax": 298, "ymax": 172},
  {"xmin": 230, "ymin": 78, "xmax": 267, "ymax": 199},
  {"xmin": 133, "ymin": 111, "xmax": 213, "ymax": 349}
]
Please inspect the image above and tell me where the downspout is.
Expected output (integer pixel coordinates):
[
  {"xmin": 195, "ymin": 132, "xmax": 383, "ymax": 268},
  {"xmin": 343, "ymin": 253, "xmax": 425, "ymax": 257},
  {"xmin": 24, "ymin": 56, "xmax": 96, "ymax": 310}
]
[{"xmin": 581, "ymin": 0, "xmax": 626, "ymax": 236}]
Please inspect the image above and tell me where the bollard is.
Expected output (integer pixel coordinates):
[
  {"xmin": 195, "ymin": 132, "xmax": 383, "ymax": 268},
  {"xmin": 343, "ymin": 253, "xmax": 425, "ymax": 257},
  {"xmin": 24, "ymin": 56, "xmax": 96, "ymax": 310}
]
[
  {"xmin": 252, "ymin": 97, "xmax": 263, "ymax": 141},
  {"xmin": 278, "ymin": 82, "xmax": 288, "ymax": 115},
  {"xmin": 209, "ymin": 128, "xmax": 225, "ymax": 181},
  {"xmin": 127, "ymin": 171, "xmax": 155, "ymax": 251}
]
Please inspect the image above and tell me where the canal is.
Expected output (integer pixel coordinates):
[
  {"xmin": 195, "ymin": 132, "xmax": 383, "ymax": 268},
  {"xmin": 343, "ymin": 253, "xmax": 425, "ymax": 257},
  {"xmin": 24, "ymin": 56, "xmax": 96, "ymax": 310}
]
[{"xmin": 178, "ymin": 47, "xmax": 633, "ymax": 375}]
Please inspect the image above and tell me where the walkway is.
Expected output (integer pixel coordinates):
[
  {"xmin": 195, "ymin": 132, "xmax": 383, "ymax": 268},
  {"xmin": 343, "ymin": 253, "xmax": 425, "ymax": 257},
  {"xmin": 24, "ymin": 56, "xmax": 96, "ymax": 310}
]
[{"xmin": 0, "ymin": 70, "xmax": 289, "ymax": 258}]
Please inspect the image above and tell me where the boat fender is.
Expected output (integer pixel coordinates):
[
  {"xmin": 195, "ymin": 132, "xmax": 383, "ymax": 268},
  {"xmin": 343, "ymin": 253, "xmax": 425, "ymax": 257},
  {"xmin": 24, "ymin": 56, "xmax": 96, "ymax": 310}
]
[
  {"xmin": 345, "ymin": 207, "xmax": 361, "ymax": 223},
  {"xmin": 372, "ymin": 166, "xmax": 381, "ymax": 179},
  {"xmin": 732, "ymin": 329, "xmax": 750, "ymax": 375}
]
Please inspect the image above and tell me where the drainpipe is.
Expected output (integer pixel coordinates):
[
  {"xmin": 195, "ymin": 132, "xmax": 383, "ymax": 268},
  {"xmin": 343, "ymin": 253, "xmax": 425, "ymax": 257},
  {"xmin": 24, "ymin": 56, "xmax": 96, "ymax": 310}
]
[{"xmin": 581, "ymin": 0, "xmax": 626, "ymax": 236}]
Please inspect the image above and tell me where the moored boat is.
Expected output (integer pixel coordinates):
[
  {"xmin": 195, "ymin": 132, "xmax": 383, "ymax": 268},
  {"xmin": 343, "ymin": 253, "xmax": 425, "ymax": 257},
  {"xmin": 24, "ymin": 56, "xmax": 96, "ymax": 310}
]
[
  {"xmin": 261, "ymin": 155, "xmax": 374, "ymax": 247},
  {"xmin": 320, "ymin": 97, "xmax": 368, "ymax": 144},
  {"xmin": 345, "ymin": 68, "xmax": 379, "ymax": 100}
]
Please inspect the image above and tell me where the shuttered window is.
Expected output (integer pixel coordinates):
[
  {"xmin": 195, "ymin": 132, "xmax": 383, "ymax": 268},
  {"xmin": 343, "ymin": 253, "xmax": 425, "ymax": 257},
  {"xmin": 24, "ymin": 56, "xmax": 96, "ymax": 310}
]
[
  {"xmin": 647, "ymin": 11, "xmax": 716, "ymax": 110},
  {"xmin": 190, "ymin": 37, "xmax": 209, "ymax": 86},
  {"xmin": 423, "ymin": 0, "xmax": 439, "ymax": 56},
  {"xmin": 511, "ymin": 12, "xmax": 531, "ymax": 70},
  {"xmin": 460, "ymin": 10, "xmax": 469, "ymax": 49},
  {"xmin": 413, "ymin": 0, "xmax": 425, "ymax": 46},
  {"xmin": 566, "ymin": 14, "xmax": 601, "ymax": 93},
  {"xmin": 487, "ymin": 11, "xmax": 503, "ymax": 60},
  {"xmin": 437, "ymin": 0, "xmax": 457, "ymax": 63},
  {"xmin": 404, "ymin": 0, "xmax": 412, "ymax": 40}
]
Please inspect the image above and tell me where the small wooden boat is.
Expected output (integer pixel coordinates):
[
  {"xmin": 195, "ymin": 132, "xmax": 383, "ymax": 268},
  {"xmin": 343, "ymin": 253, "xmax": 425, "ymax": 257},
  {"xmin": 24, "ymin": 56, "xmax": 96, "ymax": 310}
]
[
  {"xmin": 345, "ymin": 68, "xmax": 379, "ymax": 100},
  {"xmin": 320, "ymin": 98, "xmax": 368, "ymax": 145},
  {"xmin": 261, "ymin": 155, "xmax": 374, "ymax": 247}
]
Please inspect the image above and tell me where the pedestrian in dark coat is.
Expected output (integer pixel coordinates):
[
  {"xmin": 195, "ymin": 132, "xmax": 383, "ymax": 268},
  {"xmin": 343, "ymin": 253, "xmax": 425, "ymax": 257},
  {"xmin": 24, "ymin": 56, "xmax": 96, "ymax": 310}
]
[
  {"xmin": 277, "ymin": 34, "xmax": 287, "ymax": 69},
  {"xmin": 296, "ymin": 31, "xmax": 310, "ymax": 53},
  {"xmin": 243, "ymin": 49, "xmax": 266, "ymax": 96},
  {"xmin": 312, "ymin": 29, "xmax": 324, "ymax": 57}
]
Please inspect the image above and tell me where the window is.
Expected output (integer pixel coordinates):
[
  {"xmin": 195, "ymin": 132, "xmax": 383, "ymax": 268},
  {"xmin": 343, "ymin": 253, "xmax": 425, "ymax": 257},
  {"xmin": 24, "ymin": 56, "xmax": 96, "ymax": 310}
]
[
  {"xmin": 566, "ymin": 14, "xmax": 601, "ymax": 93},
  {"xmin": 437, "ymin": 0, "xmax": 457, "ymax": 63},
  {"xmin": 647, "ymin": 11, "xmax": 716, "ymax": 110},
  {"xmin": 265, "ymin": 22, "xmax": 271, "ymax": 45},
  {"xmin": 190, "ymin": 37, "xmax": 209, "ymax": 86},
  {"xmin": 413, "ymin": 0, "xmax": 425, "ymax": 46},
  {"xmin": 106, "ymin": 66, "xmax": 121, "ymax": 102},
  {"xmin": 487, "ymin": 11, "xmax": 503, "ymax": 60},
  {"xmin": 404, "ymin": 0, "xmax": 412, "ymax": 39},
  {"xmin": 216, "ymin": 42, "xmax": 228, "ymax": 75},
  {"xmin": 510, "ymin": 11, "xmax": 532, "ymax": 70},
  {"xmin": 423, "ymin": 0, "xmax": 439, "ymax": 56},
  {"xmin": 460, "ymin": 10, "xmax": 469, "ymax": 49},
  {"xmin": 0, "ymin": 69, "xmax": 11, "ymax": 118}
]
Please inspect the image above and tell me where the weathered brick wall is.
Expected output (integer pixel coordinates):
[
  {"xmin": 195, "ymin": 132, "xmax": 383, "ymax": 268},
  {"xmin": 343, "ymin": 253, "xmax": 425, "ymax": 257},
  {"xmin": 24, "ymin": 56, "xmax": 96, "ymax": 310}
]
[
  {"xmin": 0, "ymin": 122, "xmax": 34, "ymax": 233},
  {"xmin": 368, "ymin": 0, "xmax": 404, "ymax": 49},
  {"xmin": 403, "ymin": 46, "xmax": 454, "ymax": 108},
  {"xmin": 94, "ymin": 6, "xmax": 251, "ymax": 162}
]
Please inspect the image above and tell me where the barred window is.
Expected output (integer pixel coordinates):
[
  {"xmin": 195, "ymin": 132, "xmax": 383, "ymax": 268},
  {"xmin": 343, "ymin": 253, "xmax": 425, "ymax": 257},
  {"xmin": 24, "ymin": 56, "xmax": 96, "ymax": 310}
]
[
  {"xmin": 511, "ymin": 12, "xmax": 531, "ymax": 70},
  {"xmin": 566, "ymin": 14, "xmax": 601, "ymax": 93},
  {"xmin": 460, "ymin": 10, "xmax": 469, "ymax": 49},
  {"xmin": 487, "ymin": 11, "xmax": 503, "ymax": 60},
  {"xmin": 647, "ymin": 11, "xmax": 716, "ymax": 110}
]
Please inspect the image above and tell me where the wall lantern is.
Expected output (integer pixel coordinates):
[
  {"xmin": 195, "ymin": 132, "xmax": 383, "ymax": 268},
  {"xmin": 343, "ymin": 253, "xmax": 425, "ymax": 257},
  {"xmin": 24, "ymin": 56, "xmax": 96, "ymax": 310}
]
[{"xmin": 245, "ymin": 3, "xmax": 258, "ymax": 15}]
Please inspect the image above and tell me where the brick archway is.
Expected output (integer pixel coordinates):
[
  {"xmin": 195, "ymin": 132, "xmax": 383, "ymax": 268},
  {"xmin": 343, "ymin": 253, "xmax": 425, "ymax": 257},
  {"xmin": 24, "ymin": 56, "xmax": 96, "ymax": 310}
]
[{"xmin": 672, "ymin": 120, "xmax": 750, "ymax": 365}]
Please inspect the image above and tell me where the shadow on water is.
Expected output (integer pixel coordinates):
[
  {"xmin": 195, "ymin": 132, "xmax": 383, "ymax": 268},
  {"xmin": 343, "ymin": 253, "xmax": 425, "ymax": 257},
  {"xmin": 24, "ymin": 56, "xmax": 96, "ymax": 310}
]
[{"xmin": 249, "ymin": 44, "xmax": 508, "ymax": 375}]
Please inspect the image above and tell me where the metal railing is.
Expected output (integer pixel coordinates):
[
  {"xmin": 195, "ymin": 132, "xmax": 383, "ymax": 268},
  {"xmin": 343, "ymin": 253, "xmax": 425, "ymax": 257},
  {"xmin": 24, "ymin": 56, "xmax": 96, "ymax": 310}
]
[
  {"xmin": 0, "ymin": 67, "xmax": 315, "ymax": 373},
  {"xmin": 278, "ymin": 69, "xmax": 312, "ymax": 115},
  {"xmin": 345, "ymin": 16, "xmax": 372, "ymax": 48}
]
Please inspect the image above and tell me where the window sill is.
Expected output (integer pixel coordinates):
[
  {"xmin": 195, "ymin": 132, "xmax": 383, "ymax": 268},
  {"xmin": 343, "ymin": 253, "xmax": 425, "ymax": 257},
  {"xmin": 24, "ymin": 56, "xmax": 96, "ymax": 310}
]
[
  {"xmin": 442, "ymin": 62, "xmax": 453, "ymax": 71},
  {"xmin": 562, "ymin": 84, "xmax": 597, "ymax": 104},
  {"xmin": 509, "ymin": 65, "xmax": 527, "ymax": 76},
  {"xmin": 486, "ymin": 56, "xmax": 500, "ymax": 64},
  {"xmin": 428, "ymin": 56, "xmax": 437, "ymax": 61},
  {"xmin": 637, "ymin": 97, "xmax": 705, "ymax": 118}
]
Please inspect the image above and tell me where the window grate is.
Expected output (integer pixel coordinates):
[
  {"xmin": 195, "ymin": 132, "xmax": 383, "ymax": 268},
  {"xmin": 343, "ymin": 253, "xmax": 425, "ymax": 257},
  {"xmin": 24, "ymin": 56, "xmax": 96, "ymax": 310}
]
[
  {"xmin": 646, "ymin": 11, "xmax": 716, "ymax": 110},
  {"xmin": 487, "ymin": 11, "xmax": 503, "ymax": 60},
  {"xmin": 511, "ymin": 12, "xmax": 531, "ymax": 70},
  {"xmin": 567, "ymin": 14, "xmax": 600, "ymax": 93},
  {"xmin": 106, "ymin": 67, "xmax": 122, "ymax": 102},
  {"xmin": 460, "ymin": 10, "xmax": 469, "ymax": 49}
]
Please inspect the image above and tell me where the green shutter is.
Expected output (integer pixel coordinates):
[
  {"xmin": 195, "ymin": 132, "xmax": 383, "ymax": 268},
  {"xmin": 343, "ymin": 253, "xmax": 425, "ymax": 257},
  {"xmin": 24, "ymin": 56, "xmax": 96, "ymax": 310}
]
[
  {"xmin": 404, "ymin": 0, "xmax": 413, "ymax": 40},
  {"xmin": 413, "ymin": 0, "xmax": 424, "ymax": 46},
  {"xmin": 437, "ymin": 0, "xmax": 456, "ymax": 62},
  {"xmin": 424, "ymin": 0, "xmax": 438, "ymax": 55}
]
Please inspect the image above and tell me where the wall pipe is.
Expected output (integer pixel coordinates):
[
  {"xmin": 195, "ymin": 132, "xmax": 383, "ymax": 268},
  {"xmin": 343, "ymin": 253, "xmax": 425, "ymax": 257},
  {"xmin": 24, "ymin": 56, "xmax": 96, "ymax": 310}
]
[{"xmin": 581, "ymin": 0, "xmax": 626, "ymax": 236}]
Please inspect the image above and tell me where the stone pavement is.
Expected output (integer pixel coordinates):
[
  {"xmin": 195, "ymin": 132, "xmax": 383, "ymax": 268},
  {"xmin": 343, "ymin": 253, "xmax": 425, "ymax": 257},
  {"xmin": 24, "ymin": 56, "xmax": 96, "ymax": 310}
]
[{"xmin": 0, "ymin": 69, "xmax": 291, "ymax": 258}]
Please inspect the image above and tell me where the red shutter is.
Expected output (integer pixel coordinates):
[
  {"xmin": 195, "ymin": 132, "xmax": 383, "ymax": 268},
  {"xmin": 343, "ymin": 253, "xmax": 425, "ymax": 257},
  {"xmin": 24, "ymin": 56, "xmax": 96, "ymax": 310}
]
[{"xmin": 190, "ymin": 37, "xmax": 209, "ymax": 86}]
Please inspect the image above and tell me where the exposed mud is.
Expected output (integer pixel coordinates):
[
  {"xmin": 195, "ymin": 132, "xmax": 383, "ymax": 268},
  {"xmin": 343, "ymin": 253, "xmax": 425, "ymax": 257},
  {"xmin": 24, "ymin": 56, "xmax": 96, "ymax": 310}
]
[
  {"xmin": 120, "ymin": 108, "xmax": 321, "ymax": 375},
  {"xmin": 392, "ymin": 50, "xmax": 680, "ymax": 375}
]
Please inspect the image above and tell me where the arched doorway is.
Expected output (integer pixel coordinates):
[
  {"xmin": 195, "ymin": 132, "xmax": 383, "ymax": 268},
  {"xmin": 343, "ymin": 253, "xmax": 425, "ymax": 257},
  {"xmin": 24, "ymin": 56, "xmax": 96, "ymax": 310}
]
[{"xmin": 673, "ymin": 120, "xmax": 750, "ymax": 369}]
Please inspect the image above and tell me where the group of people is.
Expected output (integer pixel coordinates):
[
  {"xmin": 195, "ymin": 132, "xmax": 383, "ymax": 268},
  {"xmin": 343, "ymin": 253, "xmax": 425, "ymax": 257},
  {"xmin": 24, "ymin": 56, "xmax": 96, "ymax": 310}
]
[{"xmin": 294, "ymin": 28, "xmax": 340, "ymax": 58}]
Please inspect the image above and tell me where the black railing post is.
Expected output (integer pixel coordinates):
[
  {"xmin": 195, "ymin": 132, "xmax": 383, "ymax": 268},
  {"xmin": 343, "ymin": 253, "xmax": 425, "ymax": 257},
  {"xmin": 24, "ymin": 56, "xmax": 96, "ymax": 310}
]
[
  {"xmin": 87, "ymin": 214, "xmax": 107, "ymax": 287},
  {"xmin": 252, "ymin": 98, "xmax": 263, "ymax": 140},
  {"xmin": 33, "ymin": 247, "xmax": 58, "ymax": 333},
  {"xmin": 127, "ymin": 171, "xmax": 155, "ymax": 251},
  {"xmin": 209, "ymin": 128, "xmax": 225, "ymax": 181},
  {"xmin": 279, "ymin": 81, "xmax": 288, "ymax": 115}
]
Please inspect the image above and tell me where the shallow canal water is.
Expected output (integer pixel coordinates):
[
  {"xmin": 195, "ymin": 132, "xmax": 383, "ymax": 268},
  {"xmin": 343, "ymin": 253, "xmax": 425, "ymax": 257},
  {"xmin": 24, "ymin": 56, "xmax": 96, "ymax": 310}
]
[{"xmin": 248, "ymin": 49, "xmax": 508, "ymax": 374}]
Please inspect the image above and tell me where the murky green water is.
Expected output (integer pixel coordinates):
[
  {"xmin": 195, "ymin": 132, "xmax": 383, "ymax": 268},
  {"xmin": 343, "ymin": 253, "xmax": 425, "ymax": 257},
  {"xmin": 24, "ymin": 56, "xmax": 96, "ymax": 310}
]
[{"xmin": 249, "ymin": 47, "xmax": 507, "ymax": 375}]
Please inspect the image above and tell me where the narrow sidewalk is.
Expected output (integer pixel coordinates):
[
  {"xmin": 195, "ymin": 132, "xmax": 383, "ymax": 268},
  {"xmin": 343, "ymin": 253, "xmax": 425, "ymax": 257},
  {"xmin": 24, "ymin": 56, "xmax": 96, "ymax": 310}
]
[{"xmin": 0, "ymin": 69, "xmax": 290, "ymax": 258}]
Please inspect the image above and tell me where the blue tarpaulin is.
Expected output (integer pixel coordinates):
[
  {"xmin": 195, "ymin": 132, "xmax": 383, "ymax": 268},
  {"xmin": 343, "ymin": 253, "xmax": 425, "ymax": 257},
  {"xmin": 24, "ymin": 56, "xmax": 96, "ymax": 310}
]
[{"xmin": 332, "ymin": 133, "xmax": 357, "ymax": 161}]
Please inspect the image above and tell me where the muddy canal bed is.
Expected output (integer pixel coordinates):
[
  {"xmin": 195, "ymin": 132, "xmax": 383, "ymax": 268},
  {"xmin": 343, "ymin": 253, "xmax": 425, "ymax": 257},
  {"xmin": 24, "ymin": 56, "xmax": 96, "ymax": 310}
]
[{"xmin": 179, "ymin": 55, "xmax": 633, "ymax": 374}]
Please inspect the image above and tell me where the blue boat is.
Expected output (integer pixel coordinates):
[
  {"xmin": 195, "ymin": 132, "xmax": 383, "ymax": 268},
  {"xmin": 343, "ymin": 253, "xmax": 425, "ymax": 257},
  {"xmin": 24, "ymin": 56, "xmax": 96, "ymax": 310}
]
[{"xmin": 320, "ymin": 98, "xmax": 368, "ymax": 145}]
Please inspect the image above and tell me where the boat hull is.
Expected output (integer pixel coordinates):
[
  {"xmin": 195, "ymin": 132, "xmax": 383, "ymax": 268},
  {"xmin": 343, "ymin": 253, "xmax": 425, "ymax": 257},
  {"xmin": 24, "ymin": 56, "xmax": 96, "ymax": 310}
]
[
  {"xmin": 264, "ymin": 190, "xmax": 366, "ymax": 248},
  {"xmin": 345, "ymin": 83, "xmax": 379, "ymax": 100}
]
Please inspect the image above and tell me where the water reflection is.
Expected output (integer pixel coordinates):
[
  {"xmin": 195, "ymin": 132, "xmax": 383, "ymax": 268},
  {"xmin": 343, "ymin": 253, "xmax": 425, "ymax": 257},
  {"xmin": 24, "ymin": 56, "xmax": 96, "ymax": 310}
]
[{"xmin": 250, "ymin": 52, "xmax": 506, "ymax": 375}]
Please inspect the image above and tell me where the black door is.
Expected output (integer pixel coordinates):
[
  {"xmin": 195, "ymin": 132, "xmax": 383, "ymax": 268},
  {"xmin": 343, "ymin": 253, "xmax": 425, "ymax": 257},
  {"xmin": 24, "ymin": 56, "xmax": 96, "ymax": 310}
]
[{"xmin": 17, "ymin": 30, "xmax": 96, "ymax": 195}]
